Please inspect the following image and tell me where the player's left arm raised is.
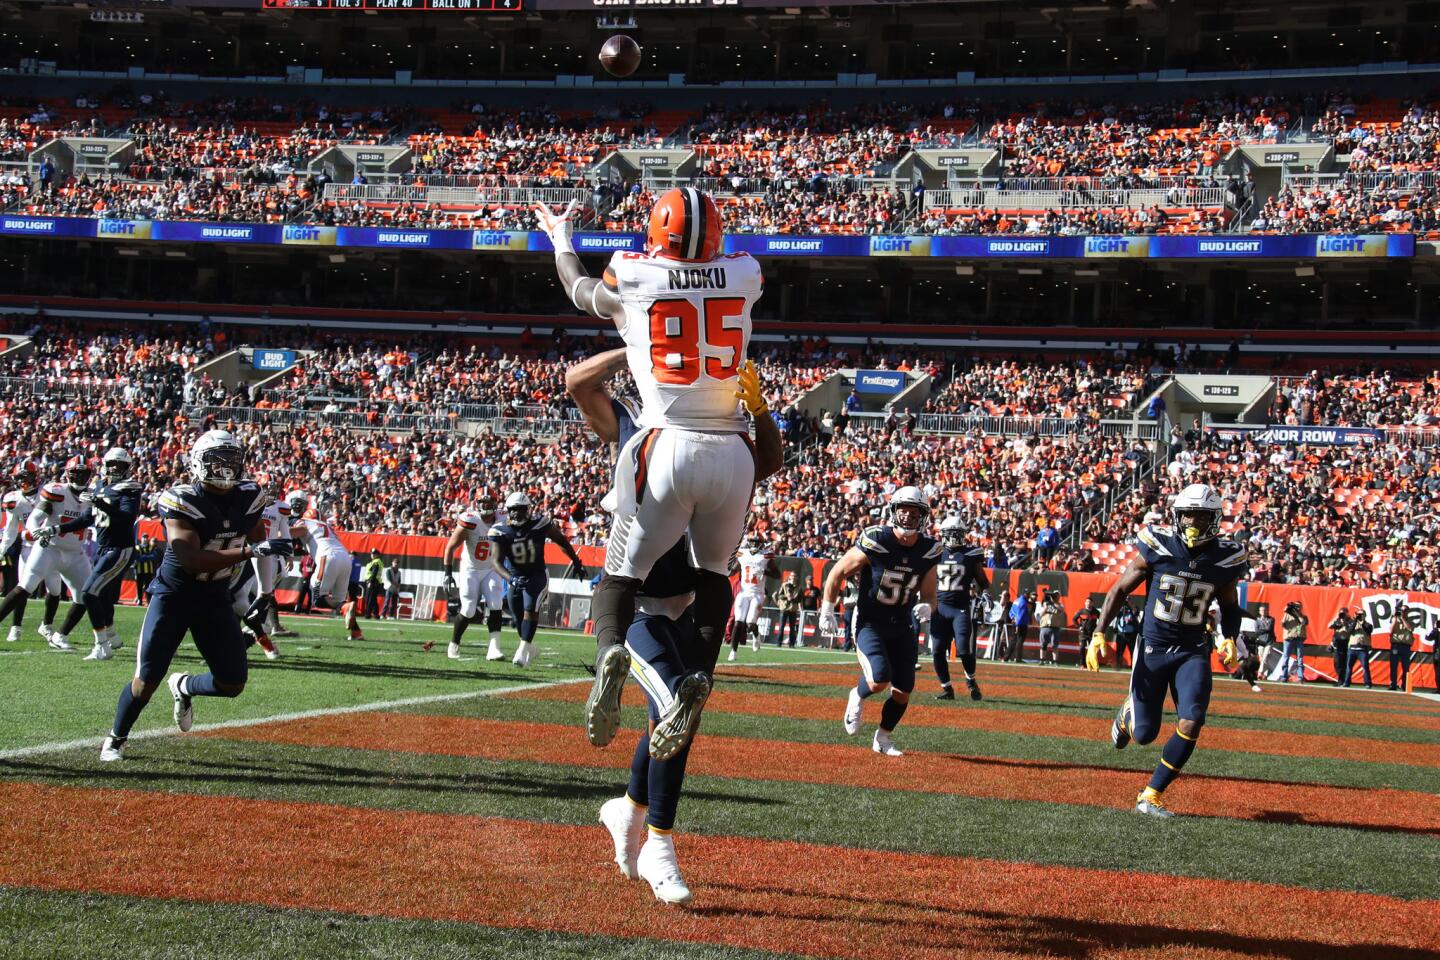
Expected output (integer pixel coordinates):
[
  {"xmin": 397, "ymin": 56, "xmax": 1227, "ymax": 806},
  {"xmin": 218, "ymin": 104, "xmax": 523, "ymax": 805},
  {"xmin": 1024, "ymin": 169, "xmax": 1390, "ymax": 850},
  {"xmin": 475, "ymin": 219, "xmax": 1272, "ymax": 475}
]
[{"xmin": 534, "ymin": 200, "xmax": 622, "ymax": 323}]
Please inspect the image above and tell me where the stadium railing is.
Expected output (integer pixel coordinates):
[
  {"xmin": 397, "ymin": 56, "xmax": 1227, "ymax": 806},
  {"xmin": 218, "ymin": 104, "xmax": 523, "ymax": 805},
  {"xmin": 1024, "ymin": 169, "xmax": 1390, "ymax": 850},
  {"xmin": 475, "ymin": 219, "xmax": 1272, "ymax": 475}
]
[
  {"xmin": 185, "ymin": 405, "xmax": 455, "ymax": 432},
  {"xmin": 925, "ymin": 185, "xmax": 1230, "ymax": 211},
  {"xmin": 322, "ymin": 182, "xmax": 590, "ymax": 206},
  {"xmin": 915, "ymin": 413, "xmax": 1081, "ymax": 437}
]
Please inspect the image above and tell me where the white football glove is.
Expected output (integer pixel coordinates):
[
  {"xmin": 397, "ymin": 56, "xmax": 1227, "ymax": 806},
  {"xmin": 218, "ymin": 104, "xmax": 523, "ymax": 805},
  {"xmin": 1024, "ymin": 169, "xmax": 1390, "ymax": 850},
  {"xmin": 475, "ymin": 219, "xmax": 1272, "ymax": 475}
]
[
  {"xmin": 817, "ymin": 601, "xmax": 840, "ymax": 637},
  {"xmin": 532, "ymin": 199, "xmax": 580, "ymax": 255},
  {"xmin": 32, "ymin": 525, "xmax": 58, "ymax": 547},
  {"xmin": 912, "ymin": 602, "xmax": 933, "ymax": 624}
]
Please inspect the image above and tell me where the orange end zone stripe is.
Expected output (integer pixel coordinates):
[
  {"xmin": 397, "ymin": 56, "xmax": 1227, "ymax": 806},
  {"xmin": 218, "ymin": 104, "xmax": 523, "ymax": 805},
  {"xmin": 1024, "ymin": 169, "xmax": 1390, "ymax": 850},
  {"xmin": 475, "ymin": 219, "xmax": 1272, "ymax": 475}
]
[
  {"xmin": 0, "ymin": 780, "xmax": 1434, "ymax": 960},
  {"xmin": 722, "ymin": 665, "xmax": 1440, "ymax": 730},
  {"xmin": 520, "ymin": 683, "xmax": 1440, "ymax": 769},
  {"xmin": 206, "ymin": 713, "xmax": 1440, "ymax": 836}
]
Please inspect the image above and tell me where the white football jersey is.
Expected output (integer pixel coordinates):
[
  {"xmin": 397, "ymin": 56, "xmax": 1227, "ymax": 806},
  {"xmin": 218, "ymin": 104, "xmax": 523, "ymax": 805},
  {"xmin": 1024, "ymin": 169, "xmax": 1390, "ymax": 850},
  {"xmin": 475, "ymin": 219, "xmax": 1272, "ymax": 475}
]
[
  {"xmin": 0, "ymin": 488, "xmax": 36, "ymax": 554},
  {"xmin": 292, "ymin": 517, "xmax": 347, "ymax": 558},
  {"xmin": 26, "ymin": 483, "xmax": 87, "ymax": 551},
  {"xmin": 456, "ymin": 510, "xmax": 500, "ymax": 571},
  {"xmin": 260, "ymin": 499, "xmax": 291, "ymax": 541},
  {"xmin": 736, "ymin": 550, "xmax": 769, "ymax": 597},
  {"xmin": 607, "ymin": 249, "xmax": 763, "ymax": 431}
]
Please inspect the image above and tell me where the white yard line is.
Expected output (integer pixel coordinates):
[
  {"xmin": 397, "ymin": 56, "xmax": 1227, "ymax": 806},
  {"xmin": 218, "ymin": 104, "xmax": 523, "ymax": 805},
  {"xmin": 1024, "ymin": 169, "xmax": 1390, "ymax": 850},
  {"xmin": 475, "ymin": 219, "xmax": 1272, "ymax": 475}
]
[{"xmin": 0, "ymin": 676, "xmax": 590, "ymax": 761}]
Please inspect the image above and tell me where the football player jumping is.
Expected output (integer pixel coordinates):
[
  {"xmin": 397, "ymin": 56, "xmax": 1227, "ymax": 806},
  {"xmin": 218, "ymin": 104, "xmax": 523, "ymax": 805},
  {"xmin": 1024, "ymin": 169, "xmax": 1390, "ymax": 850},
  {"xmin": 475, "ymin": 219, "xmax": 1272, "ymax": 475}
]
[
  {"xmin": 1086, "ymin": 483, "xmax": 1248, "ymax": 817},
  {"xmin": 535, "ymin": 188, "xmax": 764, "ymax": 749},
  {"xmin": 100, "ymin": 430, "xmax": 293, "ymax": 762},
  {"xmin": 819, "ymin": 487, "xmax": 942, "ymax": 757},
  {"xmin": 570, "ymin": 347, "xmax": 781, "ymax": 905}
]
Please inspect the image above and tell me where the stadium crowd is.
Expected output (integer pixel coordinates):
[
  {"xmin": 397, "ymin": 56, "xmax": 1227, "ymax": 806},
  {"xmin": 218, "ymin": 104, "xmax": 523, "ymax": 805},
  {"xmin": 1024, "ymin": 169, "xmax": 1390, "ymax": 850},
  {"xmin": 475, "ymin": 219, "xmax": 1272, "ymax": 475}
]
[{"xmin": 0, "ymin": 317, "xmax": 1434, "ymax": 590}]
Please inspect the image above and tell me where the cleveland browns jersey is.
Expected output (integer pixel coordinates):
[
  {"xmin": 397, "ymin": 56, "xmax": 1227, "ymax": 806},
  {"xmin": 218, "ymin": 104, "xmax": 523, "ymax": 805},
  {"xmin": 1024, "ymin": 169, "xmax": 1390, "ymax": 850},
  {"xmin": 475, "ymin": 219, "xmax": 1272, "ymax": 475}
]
[
  {"xmin": 736, "ymin": 550, "xmax": 769, "ymax": 598},
  {"xmin": 260, "ymin": 499, "xmax": 291, "ymax": 541},
  {"xmin": 26, "ymin": 483, "xmax": 88, "ymax": 552},
  {"xmin": 154, "ymin": 481, "xmax": 267, "ymax": 589},
  {"xmin": 1134, "ymin": 525, "xmax": 1249, "ymax": 648},
  {"xmin": 853, "ymin": 525, "xmax": 943, "ymax": 628},
  {"xmin": 456, "ymin": 509, "xmax": 500, "ymax": 572},
  {"xmin": 606, "ymin": 249, "xmax": 763, "ymax": 432},
  {"xmin": 936, "ymin": 545, "xmax": 986, "ymax": 608},
  {"xmin": 0, "ymin": 488, "xmax": 36, "ymax": 556},
  {"xmin": 292, "ymin": 517, "xmax": 348, "ymax": 558}
]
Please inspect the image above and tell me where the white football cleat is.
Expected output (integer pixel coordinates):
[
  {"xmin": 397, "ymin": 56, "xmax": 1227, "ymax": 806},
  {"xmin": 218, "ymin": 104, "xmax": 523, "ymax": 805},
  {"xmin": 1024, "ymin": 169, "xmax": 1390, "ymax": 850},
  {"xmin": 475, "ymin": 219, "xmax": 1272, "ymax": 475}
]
[
  {"xmin": 264, "ymin": 646, "xmax": 281, "ymax": 661},
  {"xmin": 843, "ymin": 687, "xmax": 863, "ymax": 736},
  {"xmin": 37, "ymin": 624, "xmax": 52, "ymax": 643},
  {"xmin": 726, "ymin": 649, "xmax": 736, "ymax": 662},
  {"xmin": 1250, "ymin": 684, "xmax": 1262, "ymax": 693},
  {"xmin": 168, "ymin": 672, "xmax": 194, "ymax": 732},
  {"xmin": 448, "ymin": 641, "xmax": 463, "ymax": 660},
  {"xmin": 83, "ymin": 640, "xmax": 113, "ymax": 661},
  {"xmin": 873, "ymin": 729, "xmax": 904, "ymax": 757},
  {"xmin": 513, "ymin": 641, "xmax": 533, "ymax": 667},
  {"xmin": 5, "ymin": 626, "xmax": 19, "ymax": 643},
  {"xmin": 46, "ymin": 632, "xmax": 73, "ymax": 652},
  {"xmin": 585, "ymin": 644, "xmax": 630, "ymax": 748},
  {"xmin": 649, "ymin": 672, "xmax": 711, "ymax": 762},
  {"xmin": 749, "ymin": 636, "xmax": 759, "ymax": 652},
  {"xmin": 1135, "ymin": 788, "xmax": 1175, "ymax": 819},
  {"xmin": 485, "ymin": 639, "xmax": 504, "ymax": 661},
  {"xmin": 598, "ymin": 796, "xmax": 646, "ymax": 880},
  {"xmin": 99, "ymin": 736, "xmax": 126, "ymax": 762},
  {"xmin": 637, "ymin": 832, "xmax": 693, "ymax": 905}
]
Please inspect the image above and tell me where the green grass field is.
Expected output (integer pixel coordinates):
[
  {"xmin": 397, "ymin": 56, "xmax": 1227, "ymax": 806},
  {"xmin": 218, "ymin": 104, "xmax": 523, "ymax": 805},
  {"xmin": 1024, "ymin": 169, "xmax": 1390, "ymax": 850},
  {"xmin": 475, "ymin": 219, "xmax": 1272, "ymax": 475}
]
[{"xmin": 0, "ymin": 606, "xmax": 1437, "ymax": 960}]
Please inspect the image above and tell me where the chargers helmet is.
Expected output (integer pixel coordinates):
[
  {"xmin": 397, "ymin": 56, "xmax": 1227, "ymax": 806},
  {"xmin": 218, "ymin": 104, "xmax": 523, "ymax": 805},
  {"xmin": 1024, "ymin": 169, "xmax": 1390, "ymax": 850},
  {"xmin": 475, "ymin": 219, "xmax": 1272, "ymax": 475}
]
[
  {"xmin": 190, "ymin": 431, "xmax": 244, "ymax": 491},
  {"xmin": 887, "ymin": 486, "xmax": 930, "ymax": 535},
  {"xmin": 102, "ymin": 446, "xmax": 134, "ymax": 481},
  {"xmin": 504, "ymin": 491, "xmax": 532, "ymax": 524},
  {"xmin": 1171, "ymin": 483, "xmax": 1223, "ymax": 548},
  {"xmin": 939, "ymin": 514, "xmax": 967, "ymax": 550}
]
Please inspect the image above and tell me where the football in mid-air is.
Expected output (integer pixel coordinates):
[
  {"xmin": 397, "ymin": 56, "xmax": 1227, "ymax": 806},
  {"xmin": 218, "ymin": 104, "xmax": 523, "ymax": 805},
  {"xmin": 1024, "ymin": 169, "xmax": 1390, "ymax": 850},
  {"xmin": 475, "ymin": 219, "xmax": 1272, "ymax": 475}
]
[{"xmin": 599, "ymin": 35, "xmax": 641, "ymax": 77}]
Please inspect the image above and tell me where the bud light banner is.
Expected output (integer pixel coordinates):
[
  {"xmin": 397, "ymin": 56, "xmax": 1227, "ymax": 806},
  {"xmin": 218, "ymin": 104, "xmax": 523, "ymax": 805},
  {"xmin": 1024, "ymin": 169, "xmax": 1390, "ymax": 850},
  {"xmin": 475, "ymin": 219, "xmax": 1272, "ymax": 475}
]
[
  {"xmin": 854, "ymin": 370, "xmax": 907, "ymax": 394},
  {"xmin": 281, "ymin": 224, "xmax": 337, "ymax": 246},
  {"xmin": 1207, "ymin": 424, "xmax": 1384, "ymax": 445},
  {"xmin": 252, "ymin": 349, "xmax": 297, "ymax": 372},
  {"xmin": 868, "ymin": 235, "xmax": 931, "ymax": 257},
  {"xmin": 95, "ymin": 219, "xmax": 153, "ymax": 241},
  {"xmin": 0, "ymin": 216, "xmax": 1418, "ymax": 260}
]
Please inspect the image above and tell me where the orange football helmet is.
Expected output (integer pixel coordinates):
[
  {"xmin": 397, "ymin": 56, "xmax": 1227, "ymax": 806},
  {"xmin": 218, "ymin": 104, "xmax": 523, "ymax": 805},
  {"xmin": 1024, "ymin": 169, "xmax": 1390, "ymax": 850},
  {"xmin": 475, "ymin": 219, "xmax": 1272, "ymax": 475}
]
[{"xmin": 647, "ymin": 186, "xmax": 722, "ymax": 262}]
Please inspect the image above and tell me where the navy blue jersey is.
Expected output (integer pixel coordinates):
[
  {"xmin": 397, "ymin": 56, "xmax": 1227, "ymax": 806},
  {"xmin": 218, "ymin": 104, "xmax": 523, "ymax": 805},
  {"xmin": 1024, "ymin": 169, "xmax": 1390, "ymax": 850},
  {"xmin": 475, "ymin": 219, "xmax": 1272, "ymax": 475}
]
[
  {"xmin": 936, "ymin": 546, "xmax": 985, "ymax": 607},
  {"xmin": 1134, "ymin": 525, "xmax": 1248, "ymax": 648},
  {"xmin": 854, "ymin": 525, "xmax": 943, "ymax": 626},
  {"xmin": 86, "ymin": 480, "xmax": 144, "ymax": 549},
  {"xmin": 490, "ymin": 518, "xmax": 553, "ymax": 581},
  {"xmin": 153, "ymin": 481, "xmax": 266, "ymax": 592},
  {"xmin": 613, "ymin": 396, "xmax": 643, "ymax": 448}
]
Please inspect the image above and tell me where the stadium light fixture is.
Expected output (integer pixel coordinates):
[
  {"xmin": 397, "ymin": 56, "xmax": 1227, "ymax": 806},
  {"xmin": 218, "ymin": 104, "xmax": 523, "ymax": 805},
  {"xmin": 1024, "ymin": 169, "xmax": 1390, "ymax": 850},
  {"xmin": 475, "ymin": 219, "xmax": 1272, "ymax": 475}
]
[
  {"xmin": 1295, "ymin": 265, "xmax": 1316, "ymax": 278},
  {"xmin": 954, "ymin": 265, "xmax": 974, "ymax": 276}
]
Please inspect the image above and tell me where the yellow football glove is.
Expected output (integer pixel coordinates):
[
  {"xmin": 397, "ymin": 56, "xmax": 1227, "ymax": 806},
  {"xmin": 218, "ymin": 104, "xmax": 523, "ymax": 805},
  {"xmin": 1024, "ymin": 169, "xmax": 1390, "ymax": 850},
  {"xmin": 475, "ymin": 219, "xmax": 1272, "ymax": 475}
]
[
  {"xmin": 1085, "ymin": 630, "xmax": 1108, "ymax": 671},
  {"xmin": 733, "ymin": 360, "xmax": 769, "ymax": 417},
  {"xmin": 1216, "ymin": 636, "xmax": 1239, "ymax": 670}
]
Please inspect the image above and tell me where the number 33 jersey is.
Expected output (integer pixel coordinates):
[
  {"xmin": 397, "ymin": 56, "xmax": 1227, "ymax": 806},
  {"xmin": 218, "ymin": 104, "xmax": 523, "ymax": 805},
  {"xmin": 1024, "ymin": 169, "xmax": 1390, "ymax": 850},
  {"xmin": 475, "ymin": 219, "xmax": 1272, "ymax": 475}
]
[
  {"xmin": 153, "ymin": 481, "xmax": 266, "ymax": 591},
  {"xmin": 854, "ymin": 525, "xmax": 943, "ymax": 628},
  {"xmin": 606, "ymin": 249, "xmax": 764, "ymax": 432},
  {"xmin": 1134, "ymin": 524, "xmax": 1248, "ymax": 648}
]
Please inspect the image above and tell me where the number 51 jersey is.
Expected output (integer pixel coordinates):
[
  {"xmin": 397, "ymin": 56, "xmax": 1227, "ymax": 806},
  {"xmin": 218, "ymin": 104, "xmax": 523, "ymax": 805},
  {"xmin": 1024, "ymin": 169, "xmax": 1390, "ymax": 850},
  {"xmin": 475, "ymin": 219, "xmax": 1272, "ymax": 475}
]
[
  {"xmin": 1134, "ymin": 524, "xmax": 1248, "ymax": 648},
  {"xmin": 854, "ymin": 525, "xmax": 943, "ymax": 629},
  {"xmin": 607, "ymin": 249, "xmax": 763, "ymax": 432}
]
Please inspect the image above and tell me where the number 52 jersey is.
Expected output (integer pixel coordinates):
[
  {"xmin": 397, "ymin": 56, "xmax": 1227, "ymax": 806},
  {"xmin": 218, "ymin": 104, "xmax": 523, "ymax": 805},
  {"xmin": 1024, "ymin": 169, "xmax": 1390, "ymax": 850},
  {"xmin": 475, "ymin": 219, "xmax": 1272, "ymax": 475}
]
[
  {"xmin": 607, "ymin": 249, "xmax": 764, "ymax": 432},
  {"xmin": 1134, "ymin": 524, "xmax": 1248, "ymax": 648}
]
